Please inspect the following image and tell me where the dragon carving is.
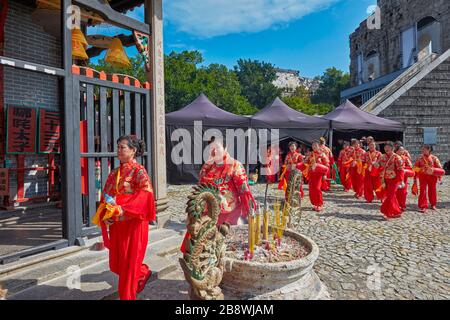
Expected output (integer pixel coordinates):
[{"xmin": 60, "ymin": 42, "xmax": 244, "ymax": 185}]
[
  {"xmin": 179, "ymin": 184, "xmax": 229, "ymax": 300},
  {"xmin": 284, "ymin": 168, "xmax": 303, "ymax": 228}
]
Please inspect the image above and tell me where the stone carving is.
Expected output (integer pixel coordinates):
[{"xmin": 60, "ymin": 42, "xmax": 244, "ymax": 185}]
[
  {"xmin": 285, "ymin": 168, "xmax": 302, "ymax": 228},
  {"xmin": 179, "ymin": 184, "xmax": 229, "ymax": 300}
]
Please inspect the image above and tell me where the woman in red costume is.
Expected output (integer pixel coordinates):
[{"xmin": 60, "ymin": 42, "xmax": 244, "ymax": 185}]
[
  {"xmin": 396, "ymin": 146, "xmax": 414, "ymax": 211},
  {"xmin": 94, "ymin": 135, "xmax": 156, "ymax": 300},
  {"xmin": 261, "ymin": 144, "xmax": 280, "ymax": 184},
  {"xmin": 349, "ymin": 139, "xmax": 366, "ymax": 198},
  {"xmin": 279, "ymin": 141, "xmax": 304, "ymax": 198},
  {"xmin": 363, "ymin": 141, "xmax": 383, "ymax": 203},
  {"xmin": 376, "ymin": 141, "xmax": 404, "ymax": 219},
  {"xmin": 302, "ymin": 141, "xmax": 329, "ymax": 212},
  {"xmin": 319, "ymin": 137, "xmax": 334, "ymax": 192},
  {"xmin": 180, "ymin": 137, "xmax": 256, "ymax": 252},
  {"xmin": 337, "ymin": 141, "xmax": 352, "ymax": 192},
  {"xmin": 413, "ymin": 145, "xmax": 444, "ymax": 213}
]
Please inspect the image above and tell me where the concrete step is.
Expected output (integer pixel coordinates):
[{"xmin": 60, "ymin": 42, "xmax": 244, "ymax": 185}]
[
  {"xmin": 1, "ymin": 228, "xmax": 183, "ymax": 300},
  {"xmin": 10, "ymin": 252, "xmax": 180, "ymax": 300}
]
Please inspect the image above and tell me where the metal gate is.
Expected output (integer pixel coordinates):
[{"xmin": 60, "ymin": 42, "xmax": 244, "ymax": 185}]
[{"xmin": 74, "ymin": 75, "xmax": 152, "ymax": 240}]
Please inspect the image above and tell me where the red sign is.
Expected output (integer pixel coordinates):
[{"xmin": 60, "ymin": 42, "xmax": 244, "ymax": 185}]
[
  {"xmin": 6, "ymin": 106, "xmax": 37, "ymax": 154},
  {"xmin": 0, "ymin": 168, "xmax": 8, "ymax": 196},
  {"xmin": 39, "ymin": 109, "xmax": 61, "ymax": 153}
]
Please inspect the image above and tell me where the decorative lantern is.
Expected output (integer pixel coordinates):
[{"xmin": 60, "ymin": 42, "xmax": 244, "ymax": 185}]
[
  {"xmin": 105, "ymin": 38, "xmax": 131, "ymax": 68},
  {"xmin": 72, "ymin": 28, "xmax": 89, "ymax": 60}
]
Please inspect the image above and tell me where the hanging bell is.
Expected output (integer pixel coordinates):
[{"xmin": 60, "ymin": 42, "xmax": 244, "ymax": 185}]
[
  {"xmin": 72, "ymin": 28, "xmax": 89, "ymax": 49},
  {"xmin": 71, "ymin": 28, "xmax": 89, "ymax": 60},
  {"xmin": 105, "ymin": 38, "xmax": 131, "ymax": 68},
  {"xmin": 72, "ymin": 40, "xmax": 89, "ymax": 60}
]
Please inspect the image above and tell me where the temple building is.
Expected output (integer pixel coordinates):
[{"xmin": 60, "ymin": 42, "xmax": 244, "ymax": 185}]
[
  {"xmin": 341, "ymin": 0, "xmax": 450, "ymax": 160},
  {"xmin": 0, "ymin": 0, "xmax": 168, "ymax": 264}
]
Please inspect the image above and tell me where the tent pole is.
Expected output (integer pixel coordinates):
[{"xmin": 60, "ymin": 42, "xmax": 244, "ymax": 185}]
[
  {"xmin": 329, "ymin": 128, "xmax": 334, "ymax": 151},
  {"xmin": 246, "ymin": 126, "xmax": 251, "ymax": 174}
]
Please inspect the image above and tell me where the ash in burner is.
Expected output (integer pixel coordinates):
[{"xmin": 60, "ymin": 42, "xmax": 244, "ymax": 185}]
[{"xmin": 224, "ymin": 227, "xmax": 310, "ymax": 263}]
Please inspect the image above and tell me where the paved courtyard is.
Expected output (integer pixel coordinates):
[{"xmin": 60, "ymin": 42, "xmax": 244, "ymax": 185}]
[{"xmin": 159, "ymin": 176, "xmax": 450, "ymax": 300}]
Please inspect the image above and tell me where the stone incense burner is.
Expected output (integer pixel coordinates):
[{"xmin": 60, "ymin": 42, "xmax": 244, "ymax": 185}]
[{"xmin": 221, "ymin": 226, "xmax": 329, "ymax": 300}]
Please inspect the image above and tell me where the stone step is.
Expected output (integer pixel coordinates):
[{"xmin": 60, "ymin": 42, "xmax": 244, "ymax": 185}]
[
  {"xmin": 1, "ymin": 228, "xmax": 183, "ymax": 299},
  {"xmin": 10, "ymin": 252, "xmax": 180, "ymax": 300}
]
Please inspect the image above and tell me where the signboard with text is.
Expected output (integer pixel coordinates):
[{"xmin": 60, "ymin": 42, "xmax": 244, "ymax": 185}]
[
  {"xmin": 6, "ymin": 106, "xmax": 37, "ymax": 154},
  {"xmin": 39, "ymin": 109, "xmax": 61, "ymax": 154}
]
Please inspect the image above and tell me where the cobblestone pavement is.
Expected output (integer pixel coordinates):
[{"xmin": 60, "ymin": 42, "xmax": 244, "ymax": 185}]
[{"xmin": 162, "ymin": 177, "xmax": 450, "ymax": 300}]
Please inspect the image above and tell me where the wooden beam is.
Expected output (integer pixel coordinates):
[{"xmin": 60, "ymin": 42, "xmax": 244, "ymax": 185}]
[
  {"xmin": 86, "ymin": 34, "xmax": 135, "ymax": 58},
  {"xmin": 74, "ymin": 0, "xmax": 149, "ymax": 34}
]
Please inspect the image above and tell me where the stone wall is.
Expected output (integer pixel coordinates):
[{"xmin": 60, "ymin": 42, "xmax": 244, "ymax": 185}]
[
  {"xmin": 349, "ymin": 0, "xmax": 450, "ymax": 86},
  {"xmin": 379, "ymin": 57, "xmax": 450, "ymax": 162}
]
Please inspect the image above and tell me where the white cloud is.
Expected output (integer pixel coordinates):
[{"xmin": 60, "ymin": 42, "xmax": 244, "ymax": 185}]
[{"xmin": 165, "ymin": 0, "xmax": 340, "ymax": 38}]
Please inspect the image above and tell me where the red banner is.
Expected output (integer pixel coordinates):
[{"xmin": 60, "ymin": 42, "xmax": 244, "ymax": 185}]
[
  {"xmin": 0, "ymin": 168, "xmax": 8, "ymax": 196},
  {"xmin": 6, "ymin": 107, "xmax": 37, "ymax": 154},
  {"xmin": 39, "ymin": 109, "xmax": 61, "ymax": 153}
]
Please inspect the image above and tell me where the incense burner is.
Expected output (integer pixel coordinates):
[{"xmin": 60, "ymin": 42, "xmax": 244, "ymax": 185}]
[{"xmin": 221, "ymin": 226, "xmax": 329, "ymax": 300}]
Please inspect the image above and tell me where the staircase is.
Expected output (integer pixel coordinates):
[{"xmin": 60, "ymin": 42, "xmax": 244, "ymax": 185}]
[
  {"xmin": 0, "ymin": 226, "xmax": 184, "ymax": 300},
  {"xmin": 361, "ymin": 53, "xmax": 439, "ymax": 113}
]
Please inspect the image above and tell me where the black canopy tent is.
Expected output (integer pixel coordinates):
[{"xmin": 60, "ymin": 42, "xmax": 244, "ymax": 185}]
[
  {"xmin": 166, "ymin": 93, "xmax": 251, "ymax": 183},
  {"xmin": 249, "ymin": 97, "xmax": 330, "ymax": 166},
  {"xmin": 322, "ymin": 100, "xmax": 405, "ymax": 156}
]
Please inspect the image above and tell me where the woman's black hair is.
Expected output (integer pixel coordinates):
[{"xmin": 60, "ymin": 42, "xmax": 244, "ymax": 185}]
[
  {"xmin": 385, "ymin": 141, "xmax": 394, "ymax": 148},
  {"xmin": 423, "ymin": 144, "xmax": 433, "ymax": 152},
  {"xmin": 117, "ymin": 135, "xmax": 146, "ymax": 157},
  {"xmin": 288, "ymin": 141, "xmax": 298, "ymax": 148}
]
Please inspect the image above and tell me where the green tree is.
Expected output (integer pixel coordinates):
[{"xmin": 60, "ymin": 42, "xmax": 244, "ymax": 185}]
[
  {"xmin": 234, "ymin": 59, "xmax": 281, "ymax": 109},
  {"xmin": 195, "ymin": 64, "xmax": 257, "ymax": 115},
  {"xmin": 164, "ymin": 51, "xmax": 204, "ymax": 112},
  {"xmin": 312, "ymin": 67, "xmax": 350, "ymax": 107},
  {"xmin": 282, "ymin": 85, "xmax": 333, "ymax": 115}
]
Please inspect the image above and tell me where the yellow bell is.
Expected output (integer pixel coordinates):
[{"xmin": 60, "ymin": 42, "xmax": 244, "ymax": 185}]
[
  {"xmin": 72, "ymin": 40, "xmax": 89, "ymax": 60},
  {"xmin": 105, "ymin": 38, "xmax": 131, "ymax": 68},
  {"xmin": 72, "ymin": 28, "xmax": 88, "ymax": 49}
]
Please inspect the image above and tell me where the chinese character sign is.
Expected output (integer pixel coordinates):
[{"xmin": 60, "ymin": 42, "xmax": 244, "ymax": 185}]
[
  {"xmin": 39, "ymin": 109, "xmax": 61, "ymax": 153},
  {"xmin": 0, "ymin": 169, "xmax": 8, "ymax": 196},
  {"xmin": 6, "ymin": 106, "xmax": 37, "ymax": 154}
]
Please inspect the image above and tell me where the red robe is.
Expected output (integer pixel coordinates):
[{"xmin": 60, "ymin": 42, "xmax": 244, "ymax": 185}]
[
  {"xmin": 338, "ymin": 146, "xmax": 352, "ymax": 191},
  {"xmin": 378, "ymin": 153, "xmax": 404, "ymax": 218},
  {"xmin": 320, "ymin": 145, "xmax": 334, "ymax": 191},
  {"xmin": 99, "ymin": 159, "xmax": 156, "ymax": 300},
  {"xmin": 414, "ymin": 154, "xmax": 443, "ymax": 210},
  {"xmin": 180, "ymin": 153, "xmax": 255, "ymax": 253},
  {"xmin": 303, "ymin": 151, "xmax": 329, "ymax": 207},
  {"xmin": 396, "ymin": 153, "xmax": 413, "ymax": 210},
  {"xmin": 261, "ymin": 148, "xmax": 280, "ymax": 183},
  {"xmin": 349, "ymin": 146, "xmax": 366, "ymax": 198},
  {"xmin": 279, "ymin": 151, "xmax": 304, "ymax": 199},
  {"xmin": 363, "ymin": 150, "xmax": 382, "ymax": 203}
]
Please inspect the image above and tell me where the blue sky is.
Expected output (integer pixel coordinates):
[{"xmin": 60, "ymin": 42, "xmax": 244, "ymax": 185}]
[{"xmin": 90, "ymin": 0, "xmax": 376, "ymax": 78}]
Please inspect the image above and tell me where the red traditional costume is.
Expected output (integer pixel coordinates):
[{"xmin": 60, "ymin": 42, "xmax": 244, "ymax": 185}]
[
  {"xmin": 279, "ymin": 150, "xmax": 304, "ymax": 199},
  {"xmin": 378, "ymin": 153, "xmax": 404, "ymax": 218},
  {"xmin": 180, "ymin": 152, "xmax": 255, "ymax": 253},
  {"xmin": 414, "ymin": 154, "xmax": 443, "ymax": 210},
  {"xmin": 320, "ymin": 145, "xmax": 334, "ymax": 191},
  {"xmin": 261, "ymin": 147, "xmax": 280, "ymax": 184},
  {"xmin": 302, "ymin": 150, "xmax": 329, "ymax": 209},
  {"xmin": 337, "ymin": 146, "xmax": 352, "ymax": 191},
  {"xmin": 363, "ymin": 149, "xmax": 383, "ymax": 203},
  {"xmin": 396, "ymin": 153, "xmax": 413, "ymax": 211},
  {"xmin": 95, "ymin": 159, "xmax": 156, "ymax": 300},
  {"xmin": 349, "ymin": 146, "xmax": 366, "ymax": 198}
]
